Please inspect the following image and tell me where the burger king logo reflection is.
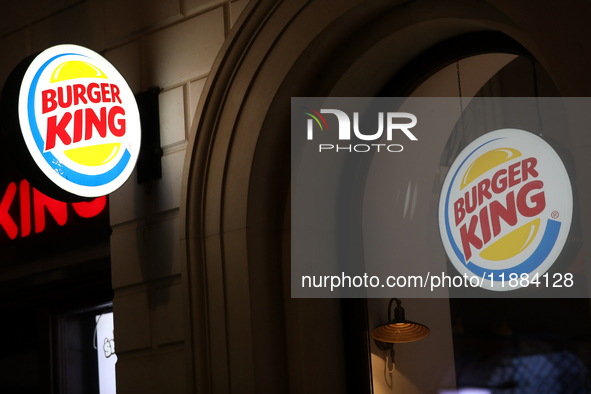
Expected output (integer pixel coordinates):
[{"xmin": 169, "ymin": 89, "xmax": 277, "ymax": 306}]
[
  {"xmin": 18, "ymin": 44, "xmax": 141, "ymax": 198},
  {"xmin": 438, "ymin": 129, "xmax": 572, "ymax": 291}
]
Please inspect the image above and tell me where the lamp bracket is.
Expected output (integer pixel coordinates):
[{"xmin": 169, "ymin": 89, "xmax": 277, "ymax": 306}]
[
  {"xmin": 374, "ymin": 338, "xmax": 392, "ymax": 351},
  {"xmin": 375, "ymin": 340, "xmax": 396, "ymax": 372}
]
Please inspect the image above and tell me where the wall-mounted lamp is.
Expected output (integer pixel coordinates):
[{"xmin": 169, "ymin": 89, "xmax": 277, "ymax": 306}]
[{"xmin": 371, "ymin": 298, "xmax": 430, "ymax": 371}]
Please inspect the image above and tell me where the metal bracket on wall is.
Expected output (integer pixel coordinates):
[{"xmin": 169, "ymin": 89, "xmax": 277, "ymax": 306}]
[{"xmin": 135, "ymin": 87, "xmax": 163, "ymax": 184}]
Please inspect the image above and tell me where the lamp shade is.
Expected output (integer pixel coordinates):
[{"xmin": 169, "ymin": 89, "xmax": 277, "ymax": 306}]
[
  {"xmin": 371, "ymin": 320, "xmax": 430, "ymax": 343},
  {"xmin": 371, "ymin": 298, "xmax": 430, "ymax": 343}
]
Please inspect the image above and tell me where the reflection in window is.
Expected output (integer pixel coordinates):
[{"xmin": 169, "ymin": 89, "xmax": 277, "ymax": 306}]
[
  {"xmin": 488, "ymin": 351, "xmax": 590, "ymax": 393},
  {"xmin": 451, "ymin": 299, "xmax": 591, "ymax": 394}
]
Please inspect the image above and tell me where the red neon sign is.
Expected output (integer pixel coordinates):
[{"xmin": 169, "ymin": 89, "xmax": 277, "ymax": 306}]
[{"xmin": 0, "ymin": 179, "xmax": 106, "ymax": 240}]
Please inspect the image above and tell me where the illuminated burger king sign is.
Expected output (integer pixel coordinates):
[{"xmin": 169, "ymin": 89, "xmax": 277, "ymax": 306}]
[
  {"xmin": 1, "ymin": 44, "xmax": 140, "ymax": 199},
  {"xmin": 438, "ymin": 129, "xmax": 573, "ymax": 291}
]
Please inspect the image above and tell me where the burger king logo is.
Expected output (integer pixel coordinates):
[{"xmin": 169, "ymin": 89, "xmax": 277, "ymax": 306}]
[
  {"xmin": 438, "ymin": 129, "xmax": 573, "ymax": 291},
  {"xmin": 15, "ymin": 44, "xmax": 140, "ymax": 198}
]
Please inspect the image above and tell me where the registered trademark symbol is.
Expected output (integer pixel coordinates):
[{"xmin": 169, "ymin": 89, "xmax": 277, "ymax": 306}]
[{"xmin": 551, "ymin": 211, "xmax": 559, "ymax": 219}]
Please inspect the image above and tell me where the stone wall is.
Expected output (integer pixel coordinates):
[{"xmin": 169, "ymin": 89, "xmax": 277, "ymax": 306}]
[{"xmin": 0, "ymin": 1, "xmax": 248, "ymax": 392}]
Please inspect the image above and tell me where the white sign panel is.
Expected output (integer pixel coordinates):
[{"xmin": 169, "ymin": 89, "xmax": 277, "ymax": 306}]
[{"xmin": 96, "ymin": 312, "xmax": 117, "ymax": 394}]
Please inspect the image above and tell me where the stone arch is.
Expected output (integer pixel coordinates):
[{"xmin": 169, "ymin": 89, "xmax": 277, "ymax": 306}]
[{"xmin": 180, "ymin": 0, "xmax": 591, "ymax": 392}]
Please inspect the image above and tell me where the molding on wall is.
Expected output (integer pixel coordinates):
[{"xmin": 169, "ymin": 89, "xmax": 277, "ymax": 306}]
[{"xmin": 180, "ymin": 0, "xmax": 591, "ymax": 392}]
